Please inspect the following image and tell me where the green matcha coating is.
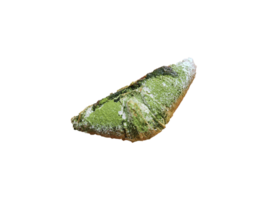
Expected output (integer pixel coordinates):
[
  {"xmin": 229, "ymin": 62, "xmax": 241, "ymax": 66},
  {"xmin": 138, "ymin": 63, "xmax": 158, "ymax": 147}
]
[
  {"xmin": 144, "ymin": 75, "xmax": 181, "ymax": 107},
  {"xmin": 140, "ymin": 92, "xmax": 167, "ymax": 124},
  {"xmin": 86, "ymin": 100, "xmax": 122, "ymax": 128},
  {"xmin": 71, "ymin": 58, "xmax": 196, "ymax": 141},
  {"xmin": 171, "ymin": 62, "xmax": 192, "ymax": 84}
]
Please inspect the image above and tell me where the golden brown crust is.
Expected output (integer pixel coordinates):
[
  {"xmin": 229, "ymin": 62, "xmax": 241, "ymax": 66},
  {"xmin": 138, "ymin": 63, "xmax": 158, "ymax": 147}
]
[{"xmin": 84, "ymin": 74, "xmax": 196, "ymax": 142}]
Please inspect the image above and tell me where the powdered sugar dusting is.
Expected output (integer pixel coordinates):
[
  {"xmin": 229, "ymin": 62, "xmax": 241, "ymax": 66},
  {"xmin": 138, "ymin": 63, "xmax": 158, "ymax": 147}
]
[
  {"xmin": 142, "ymin": 86, "xmax": 154, "ymax": 98},
  {"xmin": 118, "ymin": 99, "xmax": 127, "ymax": 120},
  {"xmin": 84, "ymin": 107, "xmax": 93, "ymax": 118},
  {"xmin": 130, "ymin": 97, "xmax": 153, "ymax": 121},
  {"xmin": 172, "ymin": 57, "xmax": 197, "ymax": 88}
]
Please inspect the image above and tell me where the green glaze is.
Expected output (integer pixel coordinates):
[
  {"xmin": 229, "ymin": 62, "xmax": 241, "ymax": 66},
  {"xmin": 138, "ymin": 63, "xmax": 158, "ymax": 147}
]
[
  {"xmin": 86, "ymin": 100, "xmax": 122, "ymax": 128},
  {"xmin": 71, "ymin": 58, "xmax": 196, "ymax": 142},
  {"xmin": 72, "ymin": 69, "xmax": 182, "ymax": 133},
  {"xmin": 144, "ymin": 75, "xmax": 182, "ymax": 107}
]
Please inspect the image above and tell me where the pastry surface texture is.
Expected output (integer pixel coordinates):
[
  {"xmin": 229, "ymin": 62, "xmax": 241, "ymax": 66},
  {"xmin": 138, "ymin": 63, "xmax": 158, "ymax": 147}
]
[{"xmin": 70, "ymin": 56, "xmax": 198, "ymax": 144}]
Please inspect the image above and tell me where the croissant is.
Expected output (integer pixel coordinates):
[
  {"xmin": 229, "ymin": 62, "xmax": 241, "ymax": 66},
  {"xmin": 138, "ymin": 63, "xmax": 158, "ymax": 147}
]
[{"xmin": 71, "ymin": 58, "xmax": 196, "ymax": 142}]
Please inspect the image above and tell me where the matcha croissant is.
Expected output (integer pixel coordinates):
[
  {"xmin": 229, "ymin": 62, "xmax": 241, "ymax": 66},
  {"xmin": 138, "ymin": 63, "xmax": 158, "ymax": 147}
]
[{"xmin": 71, "ymin": 58, "xmax": 196, "ymax": 142}]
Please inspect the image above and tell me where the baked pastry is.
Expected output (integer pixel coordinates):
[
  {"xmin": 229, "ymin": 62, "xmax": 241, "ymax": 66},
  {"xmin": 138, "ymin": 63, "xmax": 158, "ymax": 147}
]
[{"xmin": 71, "ymin": 58, "xmax": 196, "ymax": 142}]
